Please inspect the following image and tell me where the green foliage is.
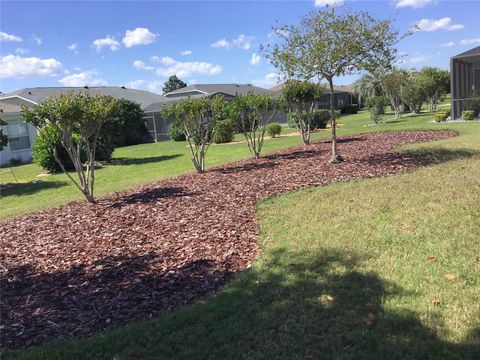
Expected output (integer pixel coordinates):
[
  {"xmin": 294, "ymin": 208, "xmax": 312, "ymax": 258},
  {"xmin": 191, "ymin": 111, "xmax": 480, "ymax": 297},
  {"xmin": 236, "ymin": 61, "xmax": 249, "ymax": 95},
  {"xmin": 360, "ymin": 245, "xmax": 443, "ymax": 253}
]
[
  {"xmin": 366, "ymin": 96, "xmax": 388, "ymax": 124},
  {"xmin": 281, "ymin": 80, "xmax": 323, "ymax": 144},
  {"xmin": 381, "ymin": 70, "xmax": 410, "ymax": 118},
  {"xmin": 213, "ymin": 119, "xmax": 235, "ymax": 144},
  {"xmin": 418, "ymin": 67, "xmax": 450, "ymax": 111},
  {"xmin": 22, "ymin": 92, "xmax": 118, "ymax": 202},
  {"xmin": 168, "ymin": 121, "xmax": 186, "ymax": 141},
  {"xmin": 162, "ymin": 75, "xmax": 187, "ymax": 95},
  {"xmin": 401, "ymin": 75, "xmax": 428, "ymax": 114},
  {"xmin": 266, "ymin": 122, "xmax": 282, "ymax": 138},
  {"xmin": 462, "ymin": 110, "xmax": 475, "ymax": 121},
  {"xmin": 230, "ymin": 92, "xmax": 277, "ymax": 158},
  {"xmin": 0, "ymin": 118, "xmax": 8, "ymax": 151},
  {"xmin": 104, "ymin": 99, "xmax": 145, "ymax": 147},
  {"xmin": 33, "ymin": 125, "xmax": 80, "ymax": 172},
  {"xmin": 434, "ymin": 111, "xmax": 447, "ymax": 123},
  {"xmin": 313, "ymin": 109, "xmax": 332, "ymax": 129}
]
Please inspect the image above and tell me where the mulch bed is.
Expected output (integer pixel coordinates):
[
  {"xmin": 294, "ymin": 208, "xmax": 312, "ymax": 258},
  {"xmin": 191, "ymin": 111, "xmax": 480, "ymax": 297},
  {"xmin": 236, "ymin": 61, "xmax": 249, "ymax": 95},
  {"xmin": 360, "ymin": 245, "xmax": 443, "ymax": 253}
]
[{"xmin": 0, "ymin": 131, "xmax": 455, "ymax": 349}]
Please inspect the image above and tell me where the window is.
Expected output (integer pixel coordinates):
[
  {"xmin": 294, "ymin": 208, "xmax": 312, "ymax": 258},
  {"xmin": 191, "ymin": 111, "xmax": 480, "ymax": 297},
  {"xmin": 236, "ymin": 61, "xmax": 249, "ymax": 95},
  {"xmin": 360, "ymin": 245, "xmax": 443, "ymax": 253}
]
[{"xmin": 6, "ymin": 121, "xmax": 31, "ymax": 151}]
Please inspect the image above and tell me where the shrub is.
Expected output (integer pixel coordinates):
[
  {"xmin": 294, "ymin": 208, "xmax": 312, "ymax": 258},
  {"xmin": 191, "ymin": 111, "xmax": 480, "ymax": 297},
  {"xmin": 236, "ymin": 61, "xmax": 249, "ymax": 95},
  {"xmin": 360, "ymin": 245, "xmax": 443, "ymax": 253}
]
[
  {"xmin": 266, "ymin": 122, "xmax": 282, "ymax": 138},
  {"xmin": 168, "ymin": 121, "xmax": 186, "ymax": 141},
  {"xmin": 213, "ymin": 119, "xmax": 235, "ymax": 144},
  {"xmin": 341, "ymin": 104, "xmax": 359, "ymax": 114},
  {"xmin": 312, "ymin": 110, "xmax": 330, "ymax": 129},
  {"xmin": 462, "ymin": 110, "xmax": 475, "ymax": 121},
  {"xmin": 366, "ymin": 96, "xmax": 388, "ymax": 124},
  {"xmin": 435, "ymin": 111, "xmax": 447, "ymax": 123},
  {"xmin": 32, "ymin": 125, "xmax": 81, "ymax": 172}
]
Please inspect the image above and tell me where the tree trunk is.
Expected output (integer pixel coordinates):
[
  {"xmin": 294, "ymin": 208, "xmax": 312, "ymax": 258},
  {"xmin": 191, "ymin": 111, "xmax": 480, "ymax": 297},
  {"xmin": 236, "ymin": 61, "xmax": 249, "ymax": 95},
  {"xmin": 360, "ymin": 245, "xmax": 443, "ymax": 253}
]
[{"xmin": 328, "ymin": 78, "xmax": 343, "ymax": 164}]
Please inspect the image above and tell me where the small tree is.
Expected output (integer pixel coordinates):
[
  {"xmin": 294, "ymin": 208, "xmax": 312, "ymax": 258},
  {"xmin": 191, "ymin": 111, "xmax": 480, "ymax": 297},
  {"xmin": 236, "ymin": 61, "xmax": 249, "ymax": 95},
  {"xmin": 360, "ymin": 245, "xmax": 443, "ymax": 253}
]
[
  {"xmin": 163, "ymin": 96, "xmax": 226, "ymax": 172},
  {"xmin": 281, "ymin": 80, "xmax": 323, "ymax": 145},
  {"xmin": 162, "ymin": 75, "xmax": 187, "ymax": 95},
  {"xmin": 366, "ymin": 96, "xmax": 388, "ymax": 124},
  {"xmin": 264, "ymin": 7, "xmax": 405, "ymax": 163},
  {"xmin": 22, "ymin": 92, "xmax": 118, "ymax": 202},
  {"xmin": 419, "ymin": 67, "xmax": 450, "ymax": 111},
  {"xmin": 0, "ymin": 118, "xmax": 8, "ymax": 150},
  {"xmin": 381, "ymin": 70, "xmax": 409, "ymax": 118},
  {"xmin": 401, "ymin": 75, "xmax": 427, "ymax": 114},
  {"xmin": 230, "ymin": 92, "xmax": 277, "ymax": 159}
]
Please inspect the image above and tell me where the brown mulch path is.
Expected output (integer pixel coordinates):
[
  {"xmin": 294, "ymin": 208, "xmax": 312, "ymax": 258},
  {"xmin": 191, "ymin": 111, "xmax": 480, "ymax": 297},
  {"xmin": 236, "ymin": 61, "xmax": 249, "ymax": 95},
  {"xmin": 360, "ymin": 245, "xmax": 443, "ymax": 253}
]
[{"xmin": 1, "ymin": 131, "xmax": 455, "ymax": 349}]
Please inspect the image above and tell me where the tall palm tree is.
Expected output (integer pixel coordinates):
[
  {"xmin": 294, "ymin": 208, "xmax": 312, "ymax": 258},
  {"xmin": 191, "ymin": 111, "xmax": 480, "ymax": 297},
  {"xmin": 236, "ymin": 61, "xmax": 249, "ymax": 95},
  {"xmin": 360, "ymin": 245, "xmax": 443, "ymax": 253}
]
[{"xmin": 353, "ymin": 70, "xmax": 385, "ymax": 105}]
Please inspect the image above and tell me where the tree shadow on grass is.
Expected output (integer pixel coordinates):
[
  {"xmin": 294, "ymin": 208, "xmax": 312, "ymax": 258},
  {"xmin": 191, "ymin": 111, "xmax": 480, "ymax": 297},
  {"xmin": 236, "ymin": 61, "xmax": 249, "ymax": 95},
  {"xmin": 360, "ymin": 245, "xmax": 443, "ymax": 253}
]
[
  {"xmin": 109, "ymin": 154, "xmax": 182, "ymax": 166},
  {"xmin": 0, "ymin": 180, "xmax": 68, "ymax": 198},
  {"xmin": 6, "ymin": 248, "xmax": 479, "ymax": 359}
]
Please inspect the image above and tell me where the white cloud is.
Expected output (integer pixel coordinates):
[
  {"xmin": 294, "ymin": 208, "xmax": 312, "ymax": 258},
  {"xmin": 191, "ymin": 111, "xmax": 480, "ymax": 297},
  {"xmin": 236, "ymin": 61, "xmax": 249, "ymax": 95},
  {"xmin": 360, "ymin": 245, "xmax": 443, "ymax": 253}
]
[
  {"xmin": 92, "ymin": 36, "xmax": 120, "ymax": 52},
  {"xmin": 0, "ymin": 55, "xmax": 63, "ymax": 78},
  {"xmin": 460, "ymin": 38, "xmax": 480, "ymax": 46},
  {"xmin": 124, "ymin": 79, "xmax": 146, "ymax": 89},
  {"xmin": 395, "ymin": 0, "xmax": 436, "ymax": 8},
  {"xmin": 122, "ymin": 27, "xmax": 156, "ymax": 48},
  {"xmin": 189, "ymin": 79, "xmax": 198, "ymax": 85},
  {"xmin": 211, "ymin": 34, "xmax": 254, "ymax": 50},
  {"xmin": 441, "ymin": 41, "xmax": 455, "ymax": 47},
  {"xmin": 147, "ymin": 80, "xmax": 164, "ymax": 93},
  {"xmin": 409, "ymin": 55, "xmax": 429, "ymax": 64},
  {"xmin": 58, "ymin": 70, "xmax": 107, "ymax": 86},
  {"xmin": 68, "ymin": 43, "xmax": 78, "ymax": 54},
  {"xmin": 152, "ymin": 56, "xmax": 222, "ymax": 78},
  {"xmin": 413, "ymin": 17, "xmax": 464, "ymax": 32},
  {"xmin": 0, "ymin": 31, "xmax": 22, "ymax": 42},
  {"xmin": 133, "ymin": 60, "xmax": 154, "ymax": 70},
  {"xmin": 251, "ymin": 72, "xmax": 279, "ymax": 88},
  {"xmin": 250, "ymin": 53, "xmax": 261, "ymax": 65},
  {"xmin": 314, "ymin": 0, "xmax": 345, "ymax": 7},
  {"xmin": 15, "ymin": 48, "xmax": 29, "ymax": 55},
  {"xmin": 32, "ymin": 34, "xmax": 42, "ymax": 45},
  {"xmin": 181, "ymin": 50, "xmax": 192, "ymax": 56}
]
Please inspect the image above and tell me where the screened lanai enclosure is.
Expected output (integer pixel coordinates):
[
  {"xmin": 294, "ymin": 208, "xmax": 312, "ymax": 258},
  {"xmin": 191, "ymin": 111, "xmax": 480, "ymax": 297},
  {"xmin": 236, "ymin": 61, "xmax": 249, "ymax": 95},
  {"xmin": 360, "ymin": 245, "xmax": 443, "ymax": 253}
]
[{"xmin": 450, "ymin": 46, "xmax": 480, "ymax": 119}]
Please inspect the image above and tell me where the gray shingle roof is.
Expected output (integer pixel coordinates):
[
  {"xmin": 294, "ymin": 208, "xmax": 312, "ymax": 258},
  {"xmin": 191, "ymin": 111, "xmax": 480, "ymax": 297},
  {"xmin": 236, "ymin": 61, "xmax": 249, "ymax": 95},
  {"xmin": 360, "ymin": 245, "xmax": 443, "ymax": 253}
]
[
  {"xmin": 452, "ymin": 46, "xmax": 480, "ymax": 59},
  {"xmin": 0, "ymin": 86, "xmax": 165, "ymax": 109},
  {"xmin": 165, "ymin": 84, "xmax": 273, "ymax": 97}
]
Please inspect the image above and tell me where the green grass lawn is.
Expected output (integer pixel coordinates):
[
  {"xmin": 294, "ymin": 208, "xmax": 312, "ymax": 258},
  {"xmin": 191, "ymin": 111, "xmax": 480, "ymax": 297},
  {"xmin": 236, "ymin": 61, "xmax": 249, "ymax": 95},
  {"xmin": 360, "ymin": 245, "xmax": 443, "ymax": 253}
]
[
  {"xmin": 0, "ymin": 102, "xmax": 469, "ymax": 220},
  {"xmin": 3, "ymin": 102, "xmax": 480, "ymax": 359}
]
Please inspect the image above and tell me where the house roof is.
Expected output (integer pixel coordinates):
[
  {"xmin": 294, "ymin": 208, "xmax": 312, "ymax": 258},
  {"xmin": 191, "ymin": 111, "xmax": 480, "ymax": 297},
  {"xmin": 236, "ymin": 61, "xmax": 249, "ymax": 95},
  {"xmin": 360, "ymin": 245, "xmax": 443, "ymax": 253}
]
[
  {"xmin": 0, "ymin": 86, "xmax": 165, "ymax": 109},
  {"xmin": 165, "ymin": 84, "xmax": 273, "ymax": 97},
  {"xmin": 452, "ymin": 46, "xmax": 480, "ymax": 60},
  {"xmin": 0, "ymin": 102, "xmax": 22, "ymax": 114}
]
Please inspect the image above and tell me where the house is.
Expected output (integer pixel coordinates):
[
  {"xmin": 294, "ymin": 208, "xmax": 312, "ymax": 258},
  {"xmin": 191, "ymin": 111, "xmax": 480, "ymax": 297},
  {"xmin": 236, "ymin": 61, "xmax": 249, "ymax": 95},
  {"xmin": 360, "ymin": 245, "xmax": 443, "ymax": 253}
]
[
  {"xmin": 450, "ymin": 46, "xmax": 480, "ymax": 119},
  {"xmin": 0, "ymin": 86, "xmax": 165, "ymax": 166},
  {"xmin": 143, "ymin": 84, "xmax": 285, "ymax": 142}
]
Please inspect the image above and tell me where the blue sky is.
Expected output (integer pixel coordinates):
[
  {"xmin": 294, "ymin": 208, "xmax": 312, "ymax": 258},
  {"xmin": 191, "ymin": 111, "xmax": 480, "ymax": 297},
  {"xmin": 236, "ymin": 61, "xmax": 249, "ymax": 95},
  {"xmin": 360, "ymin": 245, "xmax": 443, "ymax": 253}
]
[{"xmin": 1, "ymin": 0, "xmax": 479, "ymax": 94}]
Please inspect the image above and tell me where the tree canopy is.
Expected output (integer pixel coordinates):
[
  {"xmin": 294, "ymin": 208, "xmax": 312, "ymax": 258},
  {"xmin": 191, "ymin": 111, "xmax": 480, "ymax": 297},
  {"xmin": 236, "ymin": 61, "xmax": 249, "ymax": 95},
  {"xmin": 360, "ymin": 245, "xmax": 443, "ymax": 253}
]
[{"xmin": 162, "ymin": 75, "xmax": 187, "ymax": 95}]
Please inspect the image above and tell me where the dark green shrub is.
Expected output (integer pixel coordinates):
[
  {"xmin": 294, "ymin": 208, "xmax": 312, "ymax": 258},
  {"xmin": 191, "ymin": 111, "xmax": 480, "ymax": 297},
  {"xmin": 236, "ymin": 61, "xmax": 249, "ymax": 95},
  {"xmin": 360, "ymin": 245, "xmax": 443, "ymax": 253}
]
[
  {"xmin": 266, "ymin": 122, "xmax": 282, "ymax": 138},
  {"xmin": 287, "ymin": 112, "xmax": 300, "ymax": 129},
  {"xmin": 462, "ymin": 110, "xmax": 475, "ymax": 121},
  {"xmin": 312, "ymin": 110, "xmax": 331, "ymax": 129},
  {"xmin": 102, "ymin": 99, "xmax": 145, "ymax": 147},
  {"xmin": 32, "ymin": 125, "xmax": 81, "ymax": 172},
  {"xmin": 213, "ymin": 119, "xmax": 235, "ymax": 144},
  {"xmin": 341, "ymin": 104, "xmax": 359, "ymax": 114},
  {"xmin": 435, "ymin": 112, "xmax": 447, "ymax": 122},
  {"xmin": 366, "ymin": 96, "xmax": 388, "ymax": 124},
  {"xmin": 168, "ymin": 121, "xmax": 186, "ymax": 141}
]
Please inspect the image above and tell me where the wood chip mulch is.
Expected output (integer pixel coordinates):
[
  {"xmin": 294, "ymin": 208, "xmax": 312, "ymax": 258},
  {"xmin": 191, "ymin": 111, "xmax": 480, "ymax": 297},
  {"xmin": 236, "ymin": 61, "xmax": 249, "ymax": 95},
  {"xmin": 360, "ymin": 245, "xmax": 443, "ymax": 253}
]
[{"xmin": 0, "ymin": 130, "xmax": 455, "ymax": 349}]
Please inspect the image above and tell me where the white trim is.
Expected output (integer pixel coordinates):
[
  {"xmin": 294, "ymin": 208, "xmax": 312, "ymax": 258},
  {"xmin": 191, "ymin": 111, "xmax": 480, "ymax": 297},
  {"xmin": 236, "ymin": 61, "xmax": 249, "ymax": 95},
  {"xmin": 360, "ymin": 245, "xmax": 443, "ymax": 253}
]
[
  {"xmin": 0, "ymin": 95, "xmax": 38, "ymax": 105},
  {"xmin": 164, "ymin": 88, "xmax": 208, "ymax": 97}
]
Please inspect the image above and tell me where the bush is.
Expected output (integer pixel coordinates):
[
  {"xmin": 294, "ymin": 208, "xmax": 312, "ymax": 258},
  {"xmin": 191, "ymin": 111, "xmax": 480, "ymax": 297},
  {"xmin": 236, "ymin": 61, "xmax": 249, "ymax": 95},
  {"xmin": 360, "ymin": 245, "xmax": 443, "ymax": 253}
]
[
  {"xmin": 266, "ymin": 122, "xmax": 282, "ymax": 138},
  {"xmin": 366, "ymin": 96, "xmax": 388, "ymax": 124},
  {"xmin": 213, "ymin": 119, "xmax": 235, "ymax": 144},
  {"xmin": 32, "ymin": 125, "xmax": 82, "ymax": 172},
  {"xmin": 312, "ymin": 110, "xmax": 330, "ymax": 129},
  {"xmin": 341, "ymin": 104, "xmax": 359, "ymax": 114},
  {"xmin": 435, "ymin": 111, "xmax": 447, "ymax": 123},
  {"xmin": 168, "ymin": 121, "xmax": 186, "ymax": 141},
  {"xmin": 462, "ymin": 110, "xmax": 475, "ymax": 121}
]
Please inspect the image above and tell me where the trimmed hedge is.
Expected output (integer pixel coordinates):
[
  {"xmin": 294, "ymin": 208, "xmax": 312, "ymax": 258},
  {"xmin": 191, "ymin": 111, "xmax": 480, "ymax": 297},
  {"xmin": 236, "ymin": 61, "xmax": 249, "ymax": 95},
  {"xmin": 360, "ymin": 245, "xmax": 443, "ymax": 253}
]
[
  {"xmin": 341, "ymin": 104, "xmax": 359, "ymax": 114},
  {"xmin": 435, "ymin": 112, "xmax": 447, "ymax": 123},
  {"xmin": 462, "ymin": 110, "xmax": 475, "ymax": 121},
  {"xmin": 266, "ymin": 122, "xmax": 282, "ymax": 138}
]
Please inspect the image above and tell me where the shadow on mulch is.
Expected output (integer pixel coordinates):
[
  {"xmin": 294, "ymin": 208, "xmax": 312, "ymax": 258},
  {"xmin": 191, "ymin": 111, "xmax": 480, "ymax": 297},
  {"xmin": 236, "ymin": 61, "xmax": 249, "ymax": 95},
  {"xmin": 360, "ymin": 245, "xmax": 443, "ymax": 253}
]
[
  {"xmin": 110, "ymin": 154, "xmax": 182, "ymax": 166},
  {"xmin": 1, "ymin": 253, "xmax": 231, "ymax": 349},
  {"xmin": 0, "ymin": 180, "xmax": 68, "ymax": 198},
  {"xmin": 214, "ymin": 161, "xmax": 280, "ymax": 174},
  {"xmin": 109, "ymin": 186, "xmax": 196, "ymax": 208},
  {"xmin": 265, "ymin": 148, "xmax": 321, "ymax": 161}
]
